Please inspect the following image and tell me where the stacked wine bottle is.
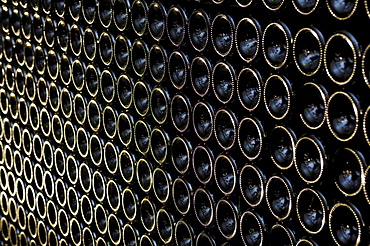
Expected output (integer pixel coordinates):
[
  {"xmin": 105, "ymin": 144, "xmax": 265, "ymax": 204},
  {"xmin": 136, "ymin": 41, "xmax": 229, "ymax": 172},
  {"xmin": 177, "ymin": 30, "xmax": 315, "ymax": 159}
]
[{"xmin": 0, "ymin": 0, "xmax": 370, "ymax": 245}]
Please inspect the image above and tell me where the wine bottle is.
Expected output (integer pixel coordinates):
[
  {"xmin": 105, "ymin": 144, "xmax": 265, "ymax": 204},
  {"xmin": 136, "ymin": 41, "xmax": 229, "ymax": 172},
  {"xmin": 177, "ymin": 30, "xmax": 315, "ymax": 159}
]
[
  {"xmin": 193, "ymin": 188, "xmax": 215, "ymax": 227},
  {"xmin": 215, "ymin": 199, "xmax": 239, "ymax": 239},
  {"xmin": 107, "ymin": 180, "xmax": 122, "ymax": 213},
  {"xmin": 214, "ymin": 108, "xmax": 237, "ymax": 150},
  {"xmin": 326, "ymin": 91, "xmax": 360, "ymax": 141},
  {"xmin": 171, "ymin": 136, "xmax": 192, "ymax": 174},
  {"xmin": 82, "ymin": 0, "xmax": 96, "ymax": 24},
  {"xmin": 170, "ymin": 94, "xmax": 191, "ymax": 132},
  {"xmin": 89, "ymin": 134, "xmax": 103, "ymax": 166},
  {"xmin": 297, "ymin": 82, "xmax": 328, "ymax": 130},
  {"xmin": 364, "ymin": 166, "xmax": 370, "ymax": 205},
  {"xmin": 237, "ymin": 67, "xmax": 263, "ymax": 112},
  {"xmin": 55, "ymin": 179, "xmax": 67, "ymax": 207},
  {"xmin": 296, "ymin": 238, "xmax": 319, "ymax": 246},
  {"xmin": 66, "ymin": 155, "xmax": 79, "ymax": 185},
  {"xmin": 140, "ymin": 197, "xmax": 157, "ymax": 232},
  {"xmin": 32, "ymin": 134, "xmax": 43, "ymax": 162},
  {"xmin": 122, "ymin": 188, "xmax": 139, "ymax": 221},
  {"xmin": 262, "ymin": 21, "xmax": 292, "ymax": 69},
  {"xmin": 83, "ymin": 27, "xmax": 98, "ymax": 61},
  {"xmin": 94, "ymin": 203, "xmax": 108, "ymax": 234},
  {"xmin": 35, "ymin": 192, "xmax": 46, "ymax": 219},
  {"xmin": 119, "ymin": 150, "xmax": 136, "ymax": 184},
  {"xmin": 240, "ymin": 210, "xmax": 266, "ymax": 246},
  {"xmin": 235, "ymin": 17, "xmax": 261, "ymax": 62},
  {"xmin": 195, "ymin": 232, "xmax": 216, "ymax": 246},
  {"xmin": 236, "ymin": 0, "xmax": 253, "ymax": 7},
  {"xmin": 69, "ymin": 0, "xmax": 82, "ymax": 21},
  {"xmin": 15, "ymin": 68, "xmax": 25, "ymax": 97},
  {"xmin": 66, "ymin": 186, "xmax": 80, "ymax": 216},
  {"xmin": 99, "ymin": 69, "xmax": 116, "ymax": 103},
  {"xmin": 326, "ymin": 0, "xmax": 359, "ymax": 20},
  {"xmin": 60, "ymin": 53, "xmax": 72, "ymax": 86},
  {"xmin": 43, "ymin": 16, "xmax": 56, "ymax": 47},
  {"xmin": 79, "ymin": 163, "xmax": 92, "ymax": 195},
  {"xmin": 117, "ymin": 74, "xmax": 134, "ymax": 109},
  {"xmin": 85, "ymin": 64, "xmax": 100, "ymax": 97},
  {"xmin": 324, "ymin": 31, "xmax": 360, "ymax": 85},
  {"xmin": 167, "ymin": 5, "xmax": 187, "ymax": 46},
  {"xmin": 212, "ymin": 61, "xmax": 236, "ymax": 104},
  {"xmin": 87, "ymin": 99, "xmax": 101, "ymax": 132},
  {"xmin": 140, "ymin": 234, "xmax": 158, "ymax": 246},
  {"xmin": 265, "ymin": 175, "xmax": 293, "ymax": 220},
  {"xmin": 133, "ymin": 80, "xmax": 151, "ymax": 117},
  {"xmin": 108, "ymin": 214, "xmax": 124, "ymax": 245},
  {"xmin": 92, "ymin": 171, "xmax": 106, "ymax": 203},
  {"xmin": 172, "ymin": 177, "xmax": 193, "ymax": 215},
  {"xmin": 131, "ymin": 39, "xmax": 149, "ymax": 77},
  {"xmin": 238, "ymin": 117, "xmax": 265, "ymax": 160},
  {"xmin": 168, "ymin": 50, "xmax": 189, "ymax": 90},
  {"xmin": 150, "ymin": 86, "xmax": 170, "ymax": 124},
  {"xmin": 135, "ymin": 158, "xmax": 152, "ymax": 194},
  {"xmin": 115, "ymin": 34, "xmax": 131, "ymax": 71},
  {"xmin": 269, "ymin": 125, "xmax": 296, "ymax": 170},
  {"xmin": 70, "ymin": 23, "xmax": 83, "ymax": 56},
  {"xmin": 292, "ymin": 0, "xmax": 319, "ymax": 15},
  {"xmin": 60, "ymin": 88, "xmax": 73, "ymax": 119},
  {"xmin": 35, "ymin": 45, "xmax": 47, "ymax": 75},
  {"xmin": 134, "ymin": 120, "xmax": 151, "ymax": 155},
  {"xmin": 294, "ymin": 135, "xmax": 326, "ymax": 184},
  {"xmin": 211, "ymin": 14, "xmax": 235, "ymax": 57},
  {"xmin": 28, "ymin": 212, "xmax": 38, "ymax": 238},
  {"xmin": 81, "ymin": 228, "xmax": 95, "ymax": 246},
  {"xmin": 263, "ymin": 74, "xmax": 292, "ymax": 120},
  {"xmin": 33, "ymin": 13, "xmax": 44, "ymax": 43},
  {"xmin": 149, "ymin": 44, "xmax": 167, "ymax": 82},
  {"xmin": 99, "ymin": 32, "xmax": 114, "ymax": 66},
  {"xmin": 293, "ymin": 27, "xmax": 324, "ymax": 76},
  {"xmin": 56, "ymin": 20, "xmax": 69, "ymax": 52},
  {"xmin": 239, "ymin": 164, "xmax": 266, "ymax": 207},
  {"xmin": 153, "ymin": 167, "xmax": 172, "ymax": 203},
  {"xmin": 156, "ymin": 208, "xmax": 175, "ymax": 244},
  {"xmin": 98, "ymin": 0, "xmax": 113, "ymax": 28},
  {"xmin": 190, "ymin": 56, "xmax": 212, "ymax": 97},
  {"xmin": 117, "ymin": 112, "xmax": 134, "ymax": 147},
  {"xmin": 71, "ymin": 59, "xmax": 85, "ymax": 91},
  {"xmin": 131, "ymin": 0, "xmax": 148, "ymax": 36},
  {"xmin": 329, "ymin": 202, "xmax": 364, "ymax": 246},
  {"xmin": 15, "ymin": 38, "xmax": 25, "ymax": 66},
  {"xmin": 188, "ymin": 9, "xmax": 210, "ymax": 52},
  {"xmin": 214, "ymin": 154, "xmax": 237, "ymax": 195},
  {"xmin": 193, "ymin": 101, "xmax": 215, "ymax": 141},
  {"xmin": 21, "ymin": 11, "xmax": 32, "ymax": 39},
  {"xmin": 122, "ymin": 223, "xmax": 139, "ymax": 246},
  {"xmin": 73, "ymin": 94, "xmax": 87, "ymax": 125},
  {"xmin": 46, "ymin": 50, "xmax": 59, "ymax": 80},
  {"xmin": 332, "ymin": 148, "xmax": 365, "ymax": 196},
  {"xmin": 103, "ymin": 142, "xmax": 119, "ymax": 175},
  {"xmin": 113, "ymin": 0, "xmax": 130, "ymax": 31},
  {"xmin": 268, "ymin": 224, "xmax": 296, "ymax": 246},
  {"xmin": 174, "ymin": 220, "xmax": 194, "ymax": 246},
  {"xmin": 148, "ymin": 1, "xmax": 166, "ymax": 41},
  {"xmin": 24, "ymin": 41, "xmax": 35, "ymax": 70},
  {"xmin": 18, "ymin": 98, "xmax": 29, "ymax": 125},
  {"xmin": 262, "ymin": 0, "xmax": 285, "ymax": 11},
  {"xmin": 192, "ymin": 145, "xmax": 214, "ymax": 185},
  {"xmin": 8, "ymin": 92, "xmax": 19, "ymax": 119}
]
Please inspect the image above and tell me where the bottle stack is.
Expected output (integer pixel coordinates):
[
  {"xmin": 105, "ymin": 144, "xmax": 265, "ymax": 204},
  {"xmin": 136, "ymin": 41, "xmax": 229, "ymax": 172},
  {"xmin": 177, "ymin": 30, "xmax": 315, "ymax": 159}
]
[{"xmin": 0, "ymin": 0, "xmax": 369, "ymax": 245}]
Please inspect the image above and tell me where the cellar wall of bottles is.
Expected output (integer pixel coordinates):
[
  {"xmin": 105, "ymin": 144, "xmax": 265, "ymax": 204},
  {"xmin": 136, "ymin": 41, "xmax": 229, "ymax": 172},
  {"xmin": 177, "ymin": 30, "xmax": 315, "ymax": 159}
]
[{"xmin": 0, "ymin": 0, "xmax": 370, "ymax": 245}]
